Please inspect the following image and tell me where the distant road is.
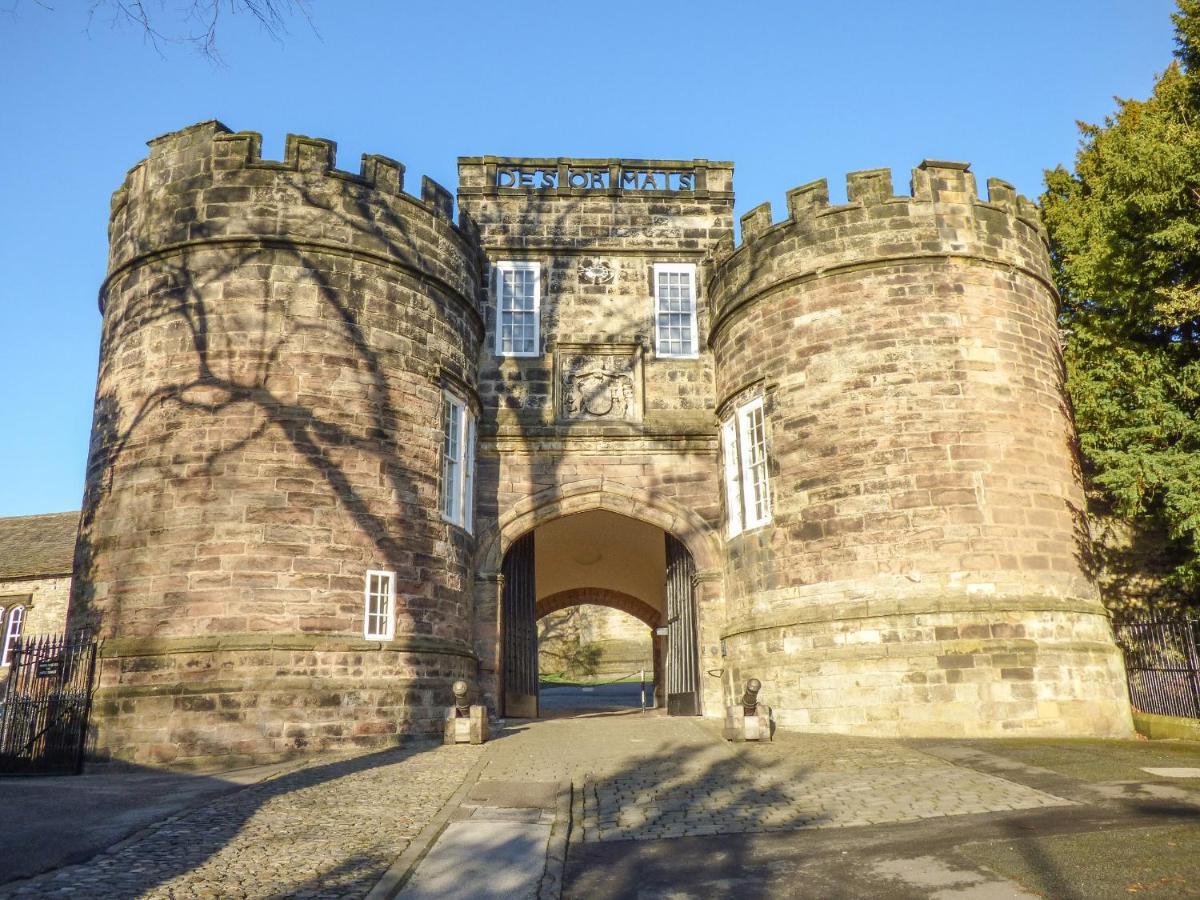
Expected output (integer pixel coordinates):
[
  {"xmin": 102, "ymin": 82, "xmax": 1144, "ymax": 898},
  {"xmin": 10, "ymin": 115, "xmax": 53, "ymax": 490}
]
[{"xmin": 537, "ymin": 681, "xmax": 650, "ymax": 717}]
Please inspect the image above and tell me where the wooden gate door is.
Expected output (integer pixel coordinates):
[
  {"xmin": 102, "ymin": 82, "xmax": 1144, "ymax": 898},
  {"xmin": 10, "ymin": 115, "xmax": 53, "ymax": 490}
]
[
  {"xmin": 501, "ymin": 532, "xmax": 539, "ymax": 717},
  {"xmin": 664, "ymin": 534, "xmax": 700, "ymax": 716}
]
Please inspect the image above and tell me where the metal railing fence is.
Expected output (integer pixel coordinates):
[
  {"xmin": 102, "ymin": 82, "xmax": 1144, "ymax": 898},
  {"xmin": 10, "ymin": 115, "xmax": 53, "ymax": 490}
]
[
  {"xmin": 0, "ymin": 630, "xmax": 97, "ymax": 775},
  {"xmin": 1114, "ymin": 615, "xmax": 1200, "ymax": 720}
]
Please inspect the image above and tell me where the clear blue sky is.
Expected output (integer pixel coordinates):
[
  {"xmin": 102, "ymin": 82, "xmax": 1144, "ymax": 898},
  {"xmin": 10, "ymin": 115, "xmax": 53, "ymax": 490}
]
[{"xmin": 0, "ymin": 0, "xmax": 1180, "ymax": 516}]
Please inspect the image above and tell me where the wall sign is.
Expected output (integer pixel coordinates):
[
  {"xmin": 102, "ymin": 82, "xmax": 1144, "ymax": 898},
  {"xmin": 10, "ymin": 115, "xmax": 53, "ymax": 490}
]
[{"xmin": 496, "ymin": 166, "xmax": 696, "ymax": 192}]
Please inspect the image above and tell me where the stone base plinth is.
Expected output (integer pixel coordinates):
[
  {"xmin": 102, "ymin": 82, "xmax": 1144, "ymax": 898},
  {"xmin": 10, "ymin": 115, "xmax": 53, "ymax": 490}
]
[
  {"xmin": 89, "ymin": 635, "xmax": 477, "ymax": 770},
  {"xmin": 723, "ymin": 707, "xmax": 772, "ymax": 742},
  {"xmin": 444, "ymin": 706, "xmax": 489, "ymax": 745},
  {"xmin": 720, "ymin": 596, "xmax": 1134, "ymax": 739}
]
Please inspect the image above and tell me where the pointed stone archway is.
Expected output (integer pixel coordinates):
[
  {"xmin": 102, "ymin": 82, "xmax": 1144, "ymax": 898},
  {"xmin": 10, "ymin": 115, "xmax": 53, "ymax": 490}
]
[
  {"xmin": 475, "ymin": 479, "xmax": 722, "ymax": 577},
  {"xmin": 477, "ymin": 486, "xmax": 721, "ymax": 718}
]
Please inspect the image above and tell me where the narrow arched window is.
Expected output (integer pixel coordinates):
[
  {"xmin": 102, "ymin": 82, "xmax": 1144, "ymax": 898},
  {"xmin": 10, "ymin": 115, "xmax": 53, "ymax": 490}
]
[{"xmin": 1, "ymin": 606, "xmax": 24, "ymax": 667}]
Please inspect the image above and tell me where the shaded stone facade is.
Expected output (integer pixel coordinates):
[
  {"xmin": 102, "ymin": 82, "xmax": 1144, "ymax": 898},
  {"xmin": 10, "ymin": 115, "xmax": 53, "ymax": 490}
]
[{"xmin": 72, "ymin": 122, "xmax": 1132, "ymax": 768}]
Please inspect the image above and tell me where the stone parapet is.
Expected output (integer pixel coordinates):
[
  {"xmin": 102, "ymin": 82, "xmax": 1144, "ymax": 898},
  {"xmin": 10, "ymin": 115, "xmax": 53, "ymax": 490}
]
[
  {"xmin": 107, "ymin": 121, "xmax": 481, "ymax": 321},
  {"xmin": 708, "ymin": 161, "xmax": 1049, "ymax": 340}
]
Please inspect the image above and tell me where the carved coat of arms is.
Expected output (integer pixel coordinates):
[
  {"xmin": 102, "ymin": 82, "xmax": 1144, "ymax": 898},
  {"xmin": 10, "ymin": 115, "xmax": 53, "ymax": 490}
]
[{"xmin": 558, "ymin": 347, "xmax": 642, "ymax": 422}]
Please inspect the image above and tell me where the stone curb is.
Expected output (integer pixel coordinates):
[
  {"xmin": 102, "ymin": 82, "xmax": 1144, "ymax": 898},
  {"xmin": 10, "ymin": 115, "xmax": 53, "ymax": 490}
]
[
  {"xmin": 365, "ymin": 748, "xmax": 492, "ymax": 900},
  {"xmin": 536, "ymin": 780, "xmax": 574, "ymax": 900},
  {"xmin": 569, "ymin": 775, "xmax": 587, "ymax": 847}
]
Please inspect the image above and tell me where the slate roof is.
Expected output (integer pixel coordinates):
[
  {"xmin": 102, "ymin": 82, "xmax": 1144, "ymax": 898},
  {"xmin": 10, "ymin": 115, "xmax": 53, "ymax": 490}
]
[{"xmin": 0, "ymin": 512, "xmax": 79, "ymax": 580}]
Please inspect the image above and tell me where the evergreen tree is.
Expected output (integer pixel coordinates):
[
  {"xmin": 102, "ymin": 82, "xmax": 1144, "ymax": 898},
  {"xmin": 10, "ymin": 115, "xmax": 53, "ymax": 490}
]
[{"xmin": 1042, "ymin": 1, "xmax": 1200, "ymax": 611}]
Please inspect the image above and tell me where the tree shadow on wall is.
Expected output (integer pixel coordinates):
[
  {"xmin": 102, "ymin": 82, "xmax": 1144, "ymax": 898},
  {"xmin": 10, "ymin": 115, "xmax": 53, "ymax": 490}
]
[
  {"xmin": 537, "ymin": 608, "xmax": 605, "ymax": 678},
  {"xmin": 71, "ymin": 171, "xmax": 483, "ymax": 664}
]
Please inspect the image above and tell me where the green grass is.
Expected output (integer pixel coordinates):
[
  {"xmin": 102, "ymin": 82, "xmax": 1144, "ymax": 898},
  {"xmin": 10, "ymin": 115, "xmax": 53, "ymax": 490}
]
[
  {"xmin": 958, "ymin": 824, "xmax": 1200, "ymax": 898},
  {"xmin": 978, "ymin": 737, "xmax": 1200, "ymax": 784}
]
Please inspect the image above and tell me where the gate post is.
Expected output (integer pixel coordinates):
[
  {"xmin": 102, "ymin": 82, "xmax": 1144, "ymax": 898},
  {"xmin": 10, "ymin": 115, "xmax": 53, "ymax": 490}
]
[
  {"xmin": 473, "ymin": 571, "xmax": 504, "ymax": 714},
  {"xmin": 693, "ymin": 570, "xmax": 726, "ymax": 718}
]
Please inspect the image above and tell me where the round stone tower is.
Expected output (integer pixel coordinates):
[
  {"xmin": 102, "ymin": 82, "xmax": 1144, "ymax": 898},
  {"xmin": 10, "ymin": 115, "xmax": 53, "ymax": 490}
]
[
  {"xmin": 708, "ymin": 161, "xmax": 1132, "ymax": 738},
  {"xmin": 71, "ymin": 122, "xmax": 484, "ymax": 767}
]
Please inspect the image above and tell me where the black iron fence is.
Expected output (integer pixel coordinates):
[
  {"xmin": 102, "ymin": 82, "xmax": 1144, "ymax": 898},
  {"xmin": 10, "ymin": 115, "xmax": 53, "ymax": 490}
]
[
  {"xmin": 0, "ymin": 631, "xmax": 97, "ymax": 774},
  {"xmin": 1114, "ymin": 615, "xmax": 1200, "ymax": 719}
]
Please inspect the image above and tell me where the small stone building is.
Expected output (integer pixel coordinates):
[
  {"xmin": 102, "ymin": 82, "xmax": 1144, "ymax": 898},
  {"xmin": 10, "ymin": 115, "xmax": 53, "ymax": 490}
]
[
  {"xmin": 0, "ymin": 512, "xmax": 78, "ymax": 673},
  {"xmin": 69, "ymin": 121, "xmax": 1134, "ymax": 768}
]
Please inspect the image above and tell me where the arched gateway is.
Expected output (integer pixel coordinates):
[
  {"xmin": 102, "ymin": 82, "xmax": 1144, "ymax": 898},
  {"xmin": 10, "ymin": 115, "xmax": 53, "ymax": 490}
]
[
  {"xmin": 72, "ymin": 123, "xmax": 1134, "ymax": 768},
  {"xmin": 472, "ymin": 485, "xmax": 723, "ymax": 719}
]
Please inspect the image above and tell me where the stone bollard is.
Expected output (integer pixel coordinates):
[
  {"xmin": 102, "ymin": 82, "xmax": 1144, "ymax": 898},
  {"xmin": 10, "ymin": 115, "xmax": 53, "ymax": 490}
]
[
  {"xmin": 723, "ymin": 678, "xmax": 772, "ymax": 742},
  {"xmin": 444, "ymin": 680, "xmax": 489, "ymax": 745}
]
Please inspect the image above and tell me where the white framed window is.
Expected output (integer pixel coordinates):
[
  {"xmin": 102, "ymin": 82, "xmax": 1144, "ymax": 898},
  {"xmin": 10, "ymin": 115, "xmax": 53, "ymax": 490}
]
[
  {"xmin": 441, "ymin": 392, "xmax": 476, "ymax": 531},
  {"xmin": 1, "ymin": 606, "xmax": 24, "ymax": 667},
  {"xmin": 363, "ymin": 571, "xmax": 395, "ymax": 640},
  {"xmin": 495, "ymin": 261, "xmax": 541, "ymax": 357},
  {"xmin": 721, "ymin": 420, "xmax": 743, "ymax": 537},
  {"xmin": 652, "ymin": 262, "xmax": 698, "ymax": 358},
  {"xmin": 722, "ymin": 397, "xmax": 772, "ymax": 536}
]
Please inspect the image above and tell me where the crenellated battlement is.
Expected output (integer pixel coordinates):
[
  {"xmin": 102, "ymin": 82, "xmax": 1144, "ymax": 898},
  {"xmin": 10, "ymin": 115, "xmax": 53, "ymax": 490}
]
[
  {"xmin": 113, "ymin": 121, "xmax": 461, "ymax": 222},
  {"xmin": 708, "ymin": 161, "xmax": 1051, "ymax": 340},
  {"xmin": 727, "ymin": 160, "xmax": 1044, "ymax": 252},
  {"xmin": 105, "ymin": 121, "xmax": 480, "ymax": 315}
]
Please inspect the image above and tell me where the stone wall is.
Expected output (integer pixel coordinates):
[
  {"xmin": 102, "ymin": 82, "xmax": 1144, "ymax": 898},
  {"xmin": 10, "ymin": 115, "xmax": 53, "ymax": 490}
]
[
  {"xmin": 73, "ymin": 129, "xmax": 1137, "ymax": 767},
  {"xmin": 0, "ymin": 574, "xmax": 71, "ymax": 645},
  {"xmin": 707, "ymin": 162, "xmax": 1132, "ymax": 737},
  {"xmin": 538, "ymin": 604, "xmax": 654, "ymax": 677},
  {"xmin": 71, "ymin": 122, "xmax": 484, "ymax": 768}
]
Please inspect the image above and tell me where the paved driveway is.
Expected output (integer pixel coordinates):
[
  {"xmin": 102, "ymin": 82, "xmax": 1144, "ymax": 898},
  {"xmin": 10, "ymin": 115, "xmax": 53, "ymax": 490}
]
[{"xmin": 2, "ymin": 710, "xmax": 1198, "ymax": 899}]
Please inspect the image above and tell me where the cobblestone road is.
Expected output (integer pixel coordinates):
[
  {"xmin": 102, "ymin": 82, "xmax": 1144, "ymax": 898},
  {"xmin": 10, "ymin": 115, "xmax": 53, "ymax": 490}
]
[
  {"xmin": 474, "ymin": 712, "xmax": 1071, "ymax": 843},
  {"xmin": 1, "ymin": 710, "xmax": 1083, "ymax": 897},
  {"xmin": 583, "ymin": 722, "xmax": 1072, "ymax": 841},
  {"xmin": 0, "ymin": 741, "xmax": 483, "ymax": 900}
]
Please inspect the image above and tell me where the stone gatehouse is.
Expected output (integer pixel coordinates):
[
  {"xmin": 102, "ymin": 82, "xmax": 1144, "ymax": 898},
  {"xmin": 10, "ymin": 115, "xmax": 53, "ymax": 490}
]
[{"xmin": 69, "ymin": 121, "xmax": 1133, "ymax": 768}]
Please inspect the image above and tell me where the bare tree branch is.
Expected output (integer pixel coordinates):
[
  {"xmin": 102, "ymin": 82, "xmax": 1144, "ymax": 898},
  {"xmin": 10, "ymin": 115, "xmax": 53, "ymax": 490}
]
[{"xmin": 10, "ymin": 0, "xmax": 317, "ymax": 62}]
